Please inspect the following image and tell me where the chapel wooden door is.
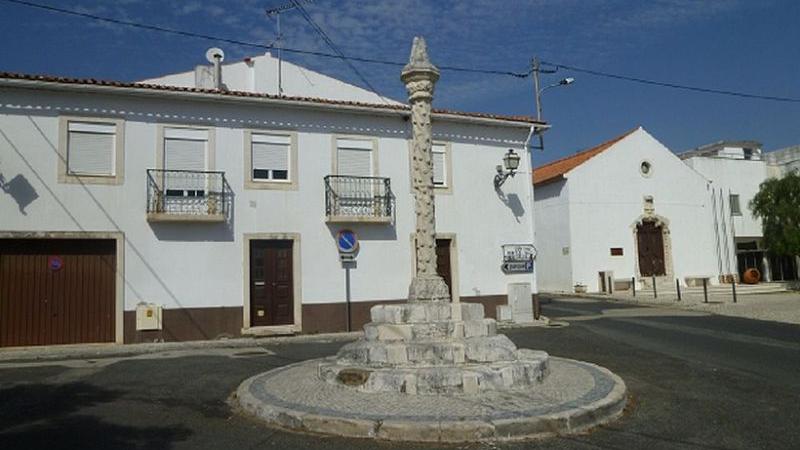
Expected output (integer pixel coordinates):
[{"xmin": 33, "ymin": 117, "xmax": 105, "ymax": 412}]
[
  {"xmin": 250, "ymin": 240, "xmax": 294, "ymax": 327},
  {"xmin": 637, "ymin": 222, "xmax": 666, "ymax": 276}
]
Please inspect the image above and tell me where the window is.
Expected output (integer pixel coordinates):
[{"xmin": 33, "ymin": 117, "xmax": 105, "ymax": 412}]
[
  {"xmin": 640, "ymin": 160, "xmax": 652, "ymax": 177},
  {"xmin": 336, "ymin": 138, "xmax": 373, "ymax": 176},
  {"xmin": 729, "ymin": 194, "xmax": 742, "ymax": 215},
  {"xmin": 67, "ymin": 121, "xmax": 116, "ymax": 175},
  {"xmin": 432, "ymin": 143, "xmax": 447, "ymax": 187},
  {"xmin": 743, "ymin": 148, "xmax": 754, "ymax": 160},
  {"xmin": 610, "ymin": 248, "xmax": 624, "ymax": 256},
  {"xmin": 59, "ymin": 117, "xmax": 124, "ymax": 184},
  {"xmin": 252, "ymin": 133, "xmax": 290, "ymax": 181},
  {"xmin": 162, "ymin": 127, "xmax": 208, "ymax": 196}
]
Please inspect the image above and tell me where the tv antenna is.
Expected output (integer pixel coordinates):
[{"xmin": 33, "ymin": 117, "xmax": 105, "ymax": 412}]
[{"xmin": 266, "ymin": 0, "xmax": 315, "ymax": 96}]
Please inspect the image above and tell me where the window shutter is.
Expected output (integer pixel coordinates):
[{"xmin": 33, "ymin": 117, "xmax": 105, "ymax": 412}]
[
  {"xmin": 67, "ymin": 122, "xmax": 115, "ymax": 175},
  {"xmin": 164, "ymin": 138, "xmax": 206, "ymax": 171},
  {"xmin": 432, "ymin": 144, "xmax": 446, "ymax": 186},
  {"xmin": 252, "ymin": 133, "xmax": 290, "ymax": 180},
  {"xmin": 163, "ymin": 128, "xmax": 207, "ymax": 191},
  {"xmin": 337, "ymin": 139, "xmax": 373, "ymax": 177}
]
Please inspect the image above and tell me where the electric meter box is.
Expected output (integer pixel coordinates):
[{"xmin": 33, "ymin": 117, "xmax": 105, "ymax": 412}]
[{"xmin": 135, "ymin": 302, "xmax": 163, "ymax": 331}]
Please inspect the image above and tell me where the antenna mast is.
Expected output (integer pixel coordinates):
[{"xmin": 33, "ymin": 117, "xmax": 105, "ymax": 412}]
[{"xmin": 266, "ymin": 0, "xmax": 315, "ymax": 96}]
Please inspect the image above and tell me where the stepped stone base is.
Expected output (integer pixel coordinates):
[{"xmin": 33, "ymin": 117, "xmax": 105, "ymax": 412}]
[{"xmin": 319, "ymin": 301, "xmax": 551, "ymax": 394}]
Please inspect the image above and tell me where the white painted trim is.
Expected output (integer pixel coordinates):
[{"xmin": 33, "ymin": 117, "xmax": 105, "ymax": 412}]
[
  {"xmin": 0, "ymin": 78, "xmax": 544, "ymax": 129},
  {"xmin": 243, "ymin": 128, "xmax": 299, "ymax": 191},
  {"xmin": 58, "ymin": 115, "xmax": 125, "ymax": 185}
]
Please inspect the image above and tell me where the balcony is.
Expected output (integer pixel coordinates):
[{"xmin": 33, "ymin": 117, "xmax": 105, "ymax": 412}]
[
  {"xmin": 324, "ymin": 175, "xmax": 394, "ymax": 223},
  {"xmin": 146, "ymin": 169, "xmax": 229, "ymax": 222}
]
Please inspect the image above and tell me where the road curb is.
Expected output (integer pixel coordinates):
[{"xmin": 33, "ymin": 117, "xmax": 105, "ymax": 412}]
[{"xmin": 0, "ymin": 331, "xmax": 362, "ymax": 363}]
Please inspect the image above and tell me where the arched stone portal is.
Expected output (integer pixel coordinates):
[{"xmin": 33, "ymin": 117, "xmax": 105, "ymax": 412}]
[{"xmin": 631, "ymin": 214, "xmax": 674, "ymax": 280}]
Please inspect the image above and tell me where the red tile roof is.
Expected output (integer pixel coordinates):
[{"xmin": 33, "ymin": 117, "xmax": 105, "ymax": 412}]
[
  {"xmin": 0, "ymin": 71, "xmax": 543, "ymax": 125},
  {"xmin": 532, "ymin": 127, "xmax": 639, "ymax": 186}
]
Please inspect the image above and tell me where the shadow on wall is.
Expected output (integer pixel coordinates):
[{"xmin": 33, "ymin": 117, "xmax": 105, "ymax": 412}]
[
  {"xmin": 0, "ymin": 119, "xmax": 221, "ymax": 341},
  {"xmin": 0, "ymin": 382, "xmax": 192, "ymax": 448},
  {"xmin": 325, "ymin": 222, "xmax": 398, "ymax": 242},
  {"xmin": 0, "ymin": 172, "xmax": 39, "ymax": 214},
  {"xmin": 148, "ymin": 187, "xmax": 236, "ymax": 242},
  {"xmin": 495, "ymin": 186, "xmax": 525, "ymax": 223}
]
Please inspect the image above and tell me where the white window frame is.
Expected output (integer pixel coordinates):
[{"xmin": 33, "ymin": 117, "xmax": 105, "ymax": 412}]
[
  {"xmin": 432, "ymin": 142, "xmax": 449, "ymax": 189},
  {"xmin": 729, "ymin": 193, "xmax": 742, "ymax": 216},
  {"xmin": 244, "ymin": 129, "xmax": 298, "ymax": 190},
  {"xmin": 408, "ymin": 140, "xmax": 453, "ymax": 194},
  {"xmin": 58, "ymin": 116, "xmax": 125, "ymax": 185}
]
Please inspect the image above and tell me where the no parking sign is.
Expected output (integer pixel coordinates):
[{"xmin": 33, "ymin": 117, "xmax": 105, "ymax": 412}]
[{"xmin": 336, "ymin": 229, "xmax": 358, "ymax": 261}]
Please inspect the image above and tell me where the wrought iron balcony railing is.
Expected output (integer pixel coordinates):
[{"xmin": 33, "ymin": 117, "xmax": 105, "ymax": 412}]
[
  {"xmin": 146, "ymin": 169, "xmax": 229, "ymax": 222},
  {"xmin": 324, "ymin": 175, "xmax": 394, "ymax": 223}
]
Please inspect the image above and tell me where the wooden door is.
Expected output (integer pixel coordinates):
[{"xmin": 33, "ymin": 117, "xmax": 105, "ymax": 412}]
[
  {"xmin": 637, "ymin": 222, "xmax": 666, "ymax": 276},
  {"xmin": 0, "ymin": 239, "xmax": 116, "ymax": 347},
  {"xmin": 250, "ymin": 240, "xmax": 294, "ymax": 327},
  {"xmin": 436, "ymin": 239, "xmax": 453, "ymax": 298}
]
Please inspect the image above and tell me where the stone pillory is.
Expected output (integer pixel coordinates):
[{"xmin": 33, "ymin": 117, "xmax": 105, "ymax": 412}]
[
  {"xmin": 235, "ymin": 38, "xmax": 626, "ymax": 441},
  {"xmin": 317, "ymin": 37, "xmax": 550, "ymax": 395}
]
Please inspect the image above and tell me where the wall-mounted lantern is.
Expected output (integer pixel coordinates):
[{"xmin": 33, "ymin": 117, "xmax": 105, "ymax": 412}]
[{"xmin": 494, "ymin": 149, "xmax": 521, "ymax": 188}]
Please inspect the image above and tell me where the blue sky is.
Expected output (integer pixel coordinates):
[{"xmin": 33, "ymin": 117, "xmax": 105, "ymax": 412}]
[{"xmin": 1, "ymin": 0, "xmax": 798, "ymax": 165}]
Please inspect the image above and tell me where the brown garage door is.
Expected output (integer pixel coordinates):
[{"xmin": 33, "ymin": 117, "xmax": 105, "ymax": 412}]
[{"xmin": 0, "ymin": 239, "xmax": 116, "ymax": 347}]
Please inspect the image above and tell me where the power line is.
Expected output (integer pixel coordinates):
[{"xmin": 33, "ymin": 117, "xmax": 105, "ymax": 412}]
[
  {"xmin": 4, "ymin": 0, "xmax": 799, "ymax": 104},
  {"xmin": 290, "ymin": 0, "xmax": 387, "ymax": 102},
  {"xmin": 541, "ymin": 60, "xmax": 800, "ymax": 103},
  {"xmin": 0, "ymin": 0, "xmax": 529, "ymax": 78}
]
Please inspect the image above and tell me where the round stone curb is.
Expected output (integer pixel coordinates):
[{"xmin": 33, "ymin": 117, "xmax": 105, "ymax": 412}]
[{"xmin": 234, "ymin": 356, "xmax": 627, "ymax": 442}]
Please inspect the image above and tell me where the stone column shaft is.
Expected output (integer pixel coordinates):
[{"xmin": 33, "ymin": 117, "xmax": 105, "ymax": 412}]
[{"xmin": 402, "ymin": 37, "xmax": 449, "ymax": 303}]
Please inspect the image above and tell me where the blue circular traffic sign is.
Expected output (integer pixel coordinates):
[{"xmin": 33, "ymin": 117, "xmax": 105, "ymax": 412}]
[{"xmin": 336, "ymin": 229, "xmax": 359, "ymax": 253}]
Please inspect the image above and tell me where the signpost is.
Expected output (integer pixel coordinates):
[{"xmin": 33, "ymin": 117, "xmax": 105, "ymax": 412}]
[
  {"xmin": 336, "ymin": 230, "xmax": 358, "ymax": 331},
  {"xmin": 501, "ymin": 244, "xmax": 536, "ymax": 274}
]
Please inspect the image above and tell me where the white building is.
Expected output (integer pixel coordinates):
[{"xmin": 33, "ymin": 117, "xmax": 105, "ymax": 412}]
[
  {"xmin": 0, "ymin": 51, "xmax": 545, "ymax": 347},
  {"xmin": 681, "ymin": 141, "xmax": 798, "ymax": 282},
  {"xmin": 533, "ymin": 127, "xmax": 728, "ymax": 294},
  {"xmin": 765, "ymin": 145, "xmax": 800, "ymax": 178}
]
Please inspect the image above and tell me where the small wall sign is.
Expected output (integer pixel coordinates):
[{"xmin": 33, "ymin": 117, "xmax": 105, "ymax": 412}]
[
  {"xmin": 48, "ymin": 256, "xmax": 63, "ymax": 272},
  {"xmin": 501, "ymin": 244, "xmax": 536, "ymax": 274}
]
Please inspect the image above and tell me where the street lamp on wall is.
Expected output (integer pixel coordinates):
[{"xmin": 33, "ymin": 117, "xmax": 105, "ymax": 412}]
[{"xmin": 494, "ymin": 149, "xmax": 521, "ymax": 188}]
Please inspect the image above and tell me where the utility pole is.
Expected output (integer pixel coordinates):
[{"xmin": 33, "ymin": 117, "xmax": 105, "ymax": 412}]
[
  {"xmin": 530, "ymin": 56, "xmax": 574, "ymax": 152},
  {"xmin": 532, "ymin": 57, "xmax": 544, "ymax": 150}
]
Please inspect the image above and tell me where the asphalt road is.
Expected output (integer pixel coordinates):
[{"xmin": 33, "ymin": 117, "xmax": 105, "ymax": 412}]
[{"xmin": 1, "ymin": 296, "xmax": 799, "ymax": 449}]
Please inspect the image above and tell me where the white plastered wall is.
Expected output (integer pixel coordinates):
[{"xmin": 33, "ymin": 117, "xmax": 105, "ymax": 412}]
[
  {"xmin": 0, "ymin": 87, "xmax": 535, "ymax": 322},
  {"xmin": 533, "ymin": 179, "xmax": 573, "ymax": 292},
  {"xmin": 564, "ymin": 128, "xmax": 720, "ymax": 292}
]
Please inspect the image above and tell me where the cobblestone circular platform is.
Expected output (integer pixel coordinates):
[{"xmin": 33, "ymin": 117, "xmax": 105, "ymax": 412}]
[{"xmin": 235, "ymin": 356, "xmax": 627, "ymax": 442}]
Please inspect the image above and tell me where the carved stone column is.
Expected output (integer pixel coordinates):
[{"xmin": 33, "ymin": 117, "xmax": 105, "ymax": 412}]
[{"xmin": 401, "ymin": 37, "xmax": 450, "ymax": 303}]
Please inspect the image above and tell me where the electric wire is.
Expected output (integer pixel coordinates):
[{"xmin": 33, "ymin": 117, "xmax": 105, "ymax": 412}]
[
  {"xmin": 3, "ymin": 0, "xmax": 800, "ymax": 103},
  {"xmin": 289, "ymin": 0, "xmax": 387, "ymax": 102},
  {"xmin": 541, "ymin": 60, "xmax": 800, "ymax": 103},
  {"xmin": 0, "ymin": 0, "xmax": 528, "ymax": 78}
]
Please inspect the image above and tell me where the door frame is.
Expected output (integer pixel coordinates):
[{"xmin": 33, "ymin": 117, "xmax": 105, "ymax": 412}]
[
  {"xmin": 0, "ymin": 231, "xmax": 125, "ymax": 345},
  {"xmin": 409, "ymin": 232, "xmax": 460, "ymax": 303},
  {"xmin": 242, "ymin": 233, "xmax": 301, "ymax": 335},
  {"xmin": 631, "ymin": 215, "xmax": 674, "ymax": 280}
]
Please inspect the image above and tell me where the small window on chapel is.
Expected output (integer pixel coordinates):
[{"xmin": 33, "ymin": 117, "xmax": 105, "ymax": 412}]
[{"xmin": 640, "ymin": 161, "xmax": 652, "ymax": 177}]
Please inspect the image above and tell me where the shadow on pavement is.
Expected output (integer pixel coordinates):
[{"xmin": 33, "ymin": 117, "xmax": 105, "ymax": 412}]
[{"xmin": 0, "ymin": 382, "xmax": 192, "ymax": 449}]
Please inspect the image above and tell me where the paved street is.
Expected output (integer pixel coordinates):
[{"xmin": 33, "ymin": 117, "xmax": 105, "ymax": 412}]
[{"xmin": 2, "ymin": 297, "xmax": 799, "ymax": 449}]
